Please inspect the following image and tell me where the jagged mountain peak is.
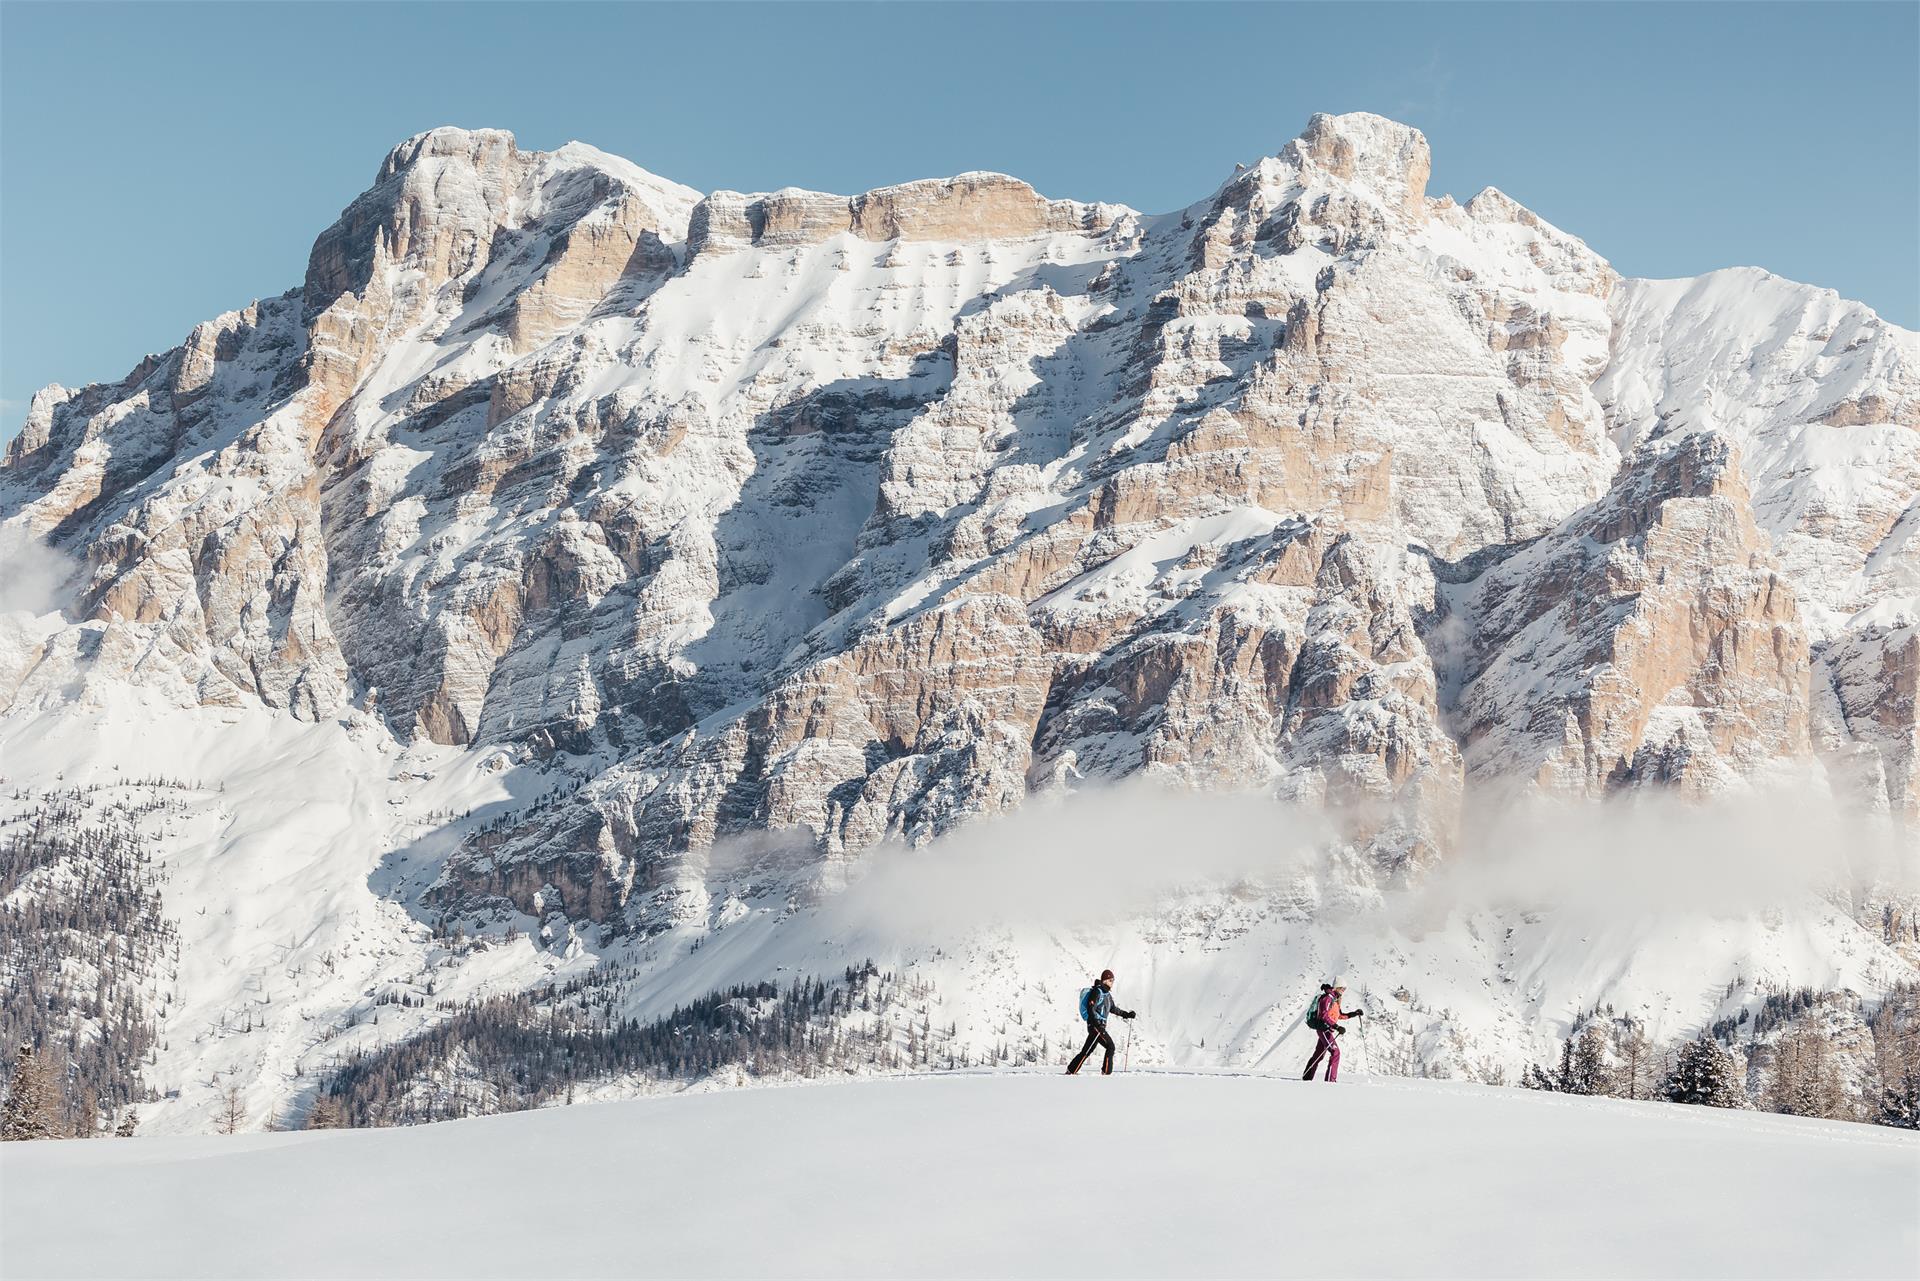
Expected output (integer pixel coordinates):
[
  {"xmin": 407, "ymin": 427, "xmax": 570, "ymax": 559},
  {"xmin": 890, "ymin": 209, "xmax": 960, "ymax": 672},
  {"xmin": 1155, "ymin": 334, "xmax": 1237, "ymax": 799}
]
[
  {"xmin": 1199, "ymin": 112, "xmax": 1433, "ymax": 226},
  {"xmin": 1284, "ymin": 110, "xmax": 1432, "ymax": 216},
  {"xmin": 374, "ymin": 126, "xmax": 701, "ymax": 210},
  {"xmin": 376, "ymin": 124, "xmax": 520, "ymax": 178}
]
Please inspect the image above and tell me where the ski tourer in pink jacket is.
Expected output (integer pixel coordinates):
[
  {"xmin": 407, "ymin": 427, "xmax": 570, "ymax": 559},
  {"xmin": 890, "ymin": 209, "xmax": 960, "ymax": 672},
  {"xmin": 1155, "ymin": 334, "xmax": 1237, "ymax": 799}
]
[{"xmin": 1303, "ymin": 981, "xmax": 1363, "ymax": 1082}]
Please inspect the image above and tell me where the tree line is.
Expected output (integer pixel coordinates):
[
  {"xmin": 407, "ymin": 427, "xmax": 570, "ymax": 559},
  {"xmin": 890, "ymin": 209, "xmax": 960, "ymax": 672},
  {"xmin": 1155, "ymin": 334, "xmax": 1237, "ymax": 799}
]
[
  {"xmin": 1520, "ymin": 983, "xmax": 1920, "ymax": 1129},
  {"xmin": 312, "ymin": 961, "xmax": 966, "ymax": 1127},
  {"xmin": 1, "ymin": 794, "xmax": 177, "ymax": 1138}
]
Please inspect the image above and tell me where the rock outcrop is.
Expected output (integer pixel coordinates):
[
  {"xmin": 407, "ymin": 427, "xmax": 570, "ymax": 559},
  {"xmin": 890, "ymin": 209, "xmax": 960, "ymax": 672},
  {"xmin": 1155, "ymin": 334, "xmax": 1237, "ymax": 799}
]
[{"xmin": 1452, "ymin": 430, "xmax": 1809, "ymax": 795}]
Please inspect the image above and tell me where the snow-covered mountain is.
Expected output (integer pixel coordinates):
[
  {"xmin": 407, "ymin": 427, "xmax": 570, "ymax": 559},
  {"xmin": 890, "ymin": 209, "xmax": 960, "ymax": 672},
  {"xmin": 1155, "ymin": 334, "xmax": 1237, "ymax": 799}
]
[{"xmin": 2, "ymin": 114, "xmax": 1917, "ymax": 1133}]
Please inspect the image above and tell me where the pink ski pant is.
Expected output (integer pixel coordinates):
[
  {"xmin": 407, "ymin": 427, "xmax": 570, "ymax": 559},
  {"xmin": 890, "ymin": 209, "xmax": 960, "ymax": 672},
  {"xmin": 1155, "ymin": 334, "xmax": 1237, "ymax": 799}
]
[{"xmin": 1303, "ymin": 1027, "xmax": 1340, "ymax": 1081}]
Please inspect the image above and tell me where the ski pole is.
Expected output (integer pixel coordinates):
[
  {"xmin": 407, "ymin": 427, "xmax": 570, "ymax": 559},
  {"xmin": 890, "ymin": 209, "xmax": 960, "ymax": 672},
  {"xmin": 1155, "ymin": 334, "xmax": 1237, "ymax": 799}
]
[{"xmin": 1124, "ymin": 1018, "xmax": 1132, "ymax": 1072}]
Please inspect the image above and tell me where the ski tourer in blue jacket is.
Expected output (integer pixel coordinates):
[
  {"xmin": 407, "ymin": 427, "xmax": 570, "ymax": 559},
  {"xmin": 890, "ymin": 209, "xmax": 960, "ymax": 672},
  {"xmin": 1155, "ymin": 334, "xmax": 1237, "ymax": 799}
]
[{"xmin": 1066, "ymin": 970, "xmax": 1135, "ymax": 1075}]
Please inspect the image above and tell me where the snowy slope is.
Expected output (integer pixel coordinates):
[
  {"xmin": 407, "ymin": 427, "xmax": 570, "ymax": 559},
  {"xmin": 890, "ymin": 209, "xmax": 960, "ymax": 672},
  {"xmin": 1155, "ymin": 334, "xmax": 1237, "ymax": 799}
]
[
  {"xmin": 1, "ymin": 689, "xmax": 1909, "ymax": 1137},
  {"xmin": 4, "ymin": 1072, "xmax": 1916, "ymax": 1280},
  {"xmin": 1599, "ymin": 267, "xmax": 1919, "ymax": 635}
]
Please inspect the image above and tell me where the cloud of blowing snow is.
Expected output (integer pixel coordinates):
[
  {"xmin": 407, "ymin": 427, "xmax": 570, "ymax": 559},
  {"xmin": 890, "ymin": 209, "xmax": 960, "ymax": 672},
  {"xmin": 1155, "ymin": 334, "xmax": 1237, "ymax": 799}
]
[
  {"xmin": 771, "ymin": 776, "xmax": 1916, "ymax": 945},
  {"xmin": 1416, "ymin": 784, "xmax": 1917, "ymax": 925},
  {"xmin": 0, "ymin": 526, "xmax": 78, "ymax": 617},
  {"xmin": 802, "ymin": 782, "xmax": 1335, "ymax": 938}
]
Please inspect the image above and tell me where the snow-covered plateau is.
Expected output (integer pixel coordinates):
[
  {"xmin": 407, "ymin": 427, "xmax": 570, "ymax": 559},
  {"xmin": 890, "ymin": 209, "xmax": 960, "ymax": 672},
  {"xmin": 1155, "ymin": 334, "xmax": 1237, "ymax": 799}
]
[
  {"xmin": 2, "ymin": 112, "xmax": 1918, "ymax": 1138},
  {"xmin": 3, "ymin": 1072, "xmax": 1916, "ymax": 1279}
]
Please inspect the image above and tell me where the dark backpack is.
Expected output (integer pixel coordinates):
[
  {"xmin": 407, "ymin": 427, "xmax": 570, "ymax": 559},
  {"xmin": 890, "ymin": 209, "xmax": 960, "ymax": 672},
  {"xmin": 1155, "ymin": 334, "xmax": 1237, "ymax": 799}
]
[{"xmin": 1305, "ymin": 994, "xmax": 1328, "ymax": 1031}]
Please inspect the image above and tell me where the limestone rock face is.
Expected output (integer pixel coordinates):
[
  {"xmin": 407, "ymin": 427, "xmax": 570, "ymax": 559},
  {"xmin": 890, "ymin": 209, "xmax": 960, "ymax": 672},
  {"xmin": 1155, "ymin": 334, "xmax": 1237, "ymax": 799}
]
[
  {"xmin": 3, "ymin": 113, "xmax": 1914, "ymax": 935},
  {"xmin": 1029, "ymin": 516, "xmax": 1461, "ymax": 881},
  {"xmin": 1288, "ymin": 111, "xmax": 1433, "ymax": 223},
  {"xmin": 1452, "ymin": 431, "xmax": 1810, "ymax": 795},
  {"xmin": 1597, "ymin": 267, "xmax": 1920, "ymax": 814},
  {"xmin": 850, "ymin": 173, "xmax": 1112, "ymax": 242},
  {"xmin": 687, "ymin": 172, "xmax": 1121, "ymax": 261},
  {"xmin": 1819, "ymin": 617, "xmax": 1919, "ymax": 816}
]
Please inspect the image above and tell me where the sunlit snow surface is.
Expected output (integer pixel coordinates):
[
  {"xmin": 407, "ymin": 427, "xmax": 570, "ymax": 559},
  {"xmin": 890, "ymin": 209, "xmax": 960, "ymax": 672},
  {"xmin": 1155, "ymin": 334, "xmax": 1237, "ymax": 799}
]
[{"xmin": 4, "ymin": 1072, "xmax": 1915, "ymax": 1280}]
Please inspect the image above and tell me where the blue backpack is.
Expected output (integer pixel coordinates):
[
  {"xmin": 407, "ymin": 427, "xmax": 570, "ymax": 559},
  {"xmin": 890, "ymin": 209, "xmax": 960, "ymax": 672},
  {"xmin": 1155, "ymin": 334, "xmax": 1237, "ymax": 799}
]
[{"xmin": 1078, "ymin": 987, "xmax": 1100, "ymax": 1021}]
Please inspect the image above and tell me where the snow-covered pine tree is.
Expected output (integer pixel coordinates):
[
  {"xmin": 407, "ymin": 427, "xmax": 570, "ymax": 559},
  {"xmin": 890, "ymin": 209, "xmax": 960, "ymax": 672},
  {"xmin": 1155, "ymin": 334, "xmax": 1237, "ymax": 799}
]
[
  {"xmin": 1568, "ymin": 1022, "xmax": 1610, "ymax": 1095},
  {"xmin": 1519, "ymin": 1062, "xmax": 1558, "ymax": 1092},
  {"xmin": 115, "ymin": 1108, "xmax": 139, "ymax": 1137},
  {"xmin": 1664, "ymin": 1038, "xmax": 1747, "ymax": 1109},
  {"xmin": 2, "ymin": 1044, "xmax": 59, "ymax": 1140},
  {"xmin": 1523, "ymin": 1019, "xmax": 1611, "ymax": 1094}
]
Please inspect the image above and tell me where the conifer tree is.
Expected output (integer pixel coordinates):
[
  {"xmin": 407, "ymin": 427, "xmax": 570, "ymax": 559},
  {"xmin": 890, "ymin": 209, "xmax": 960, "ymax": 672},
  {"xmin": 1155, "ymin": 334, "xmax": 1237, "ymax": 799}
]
[
  {"xmin": 1519, "ymin": 1061, "xmax": 1558, "ymax": 1092},
  {"xmin": 1877, "ymin": 1068, "xmax": 1920, "ymax": 1129},
  {"xmin": 1609, "ymin": 1017, "xmax": 1654, "ymax": 1100},
  {"xmin": 1763, "ymin": 1026, "xmax": 1852, "ymax": 1120},
  {"xmin": 218, "ymin": 1085, "xmax": 247, "ymax": 1135},
  {"xmin": 73, "ymin": 1091, "xmax": 100, "ymax": 1138},
  {"xmin": 1869, "ymin": 986, "xmax": 1920, "ymax": 1129},
  {"xmin": 1567, "ymin": 1022, "xmax": 1610, "ymax": 1095},
  {"xmin": 2, "ymin": 1045, "xmax": 59, "ymax": 1141},
  {"xmin": 305, "ymin": 1094, "xmax": 344, "ymax": 1130},
  {"xmin": 1524, "ymin": 1020, "xmax": 1610, "ymax": 1095},
  {"xmin": 1664, "ymin": 1038, "xmax": 1747, "ymax": 1109}
]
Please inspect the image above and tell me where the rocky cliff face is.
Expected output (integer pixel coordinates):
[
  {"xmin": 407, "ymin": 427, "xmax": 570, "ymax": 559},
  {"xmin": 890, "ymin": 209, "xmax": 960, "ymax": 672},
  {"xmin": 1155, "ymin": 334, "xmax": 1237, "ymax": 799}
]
[{"xmin": 4, "ymin": 114, "xmax": 1915, "ymax": 938}]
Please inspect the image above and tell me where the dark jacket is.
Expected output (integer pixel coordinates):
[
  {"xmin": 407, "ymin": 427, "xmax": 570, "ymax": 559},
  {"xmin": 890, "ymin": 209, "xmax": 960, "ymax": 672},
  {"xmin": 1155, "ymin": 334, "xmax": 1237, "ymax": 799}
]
[{"xmin": 1085, "ymin": 983, "xmax": 1136, "ymax": 1025}]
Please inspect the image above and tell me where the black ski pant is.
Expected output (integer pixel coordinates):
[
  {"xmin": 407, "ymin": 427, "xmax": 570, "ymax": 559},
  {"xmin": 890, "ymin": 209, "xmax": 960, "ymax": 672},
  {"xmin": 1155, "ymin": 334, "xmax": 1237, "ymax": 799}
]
[{"xmin": 1067, "ymin": 1021, "xmax": 1116, "ymax": 1075}]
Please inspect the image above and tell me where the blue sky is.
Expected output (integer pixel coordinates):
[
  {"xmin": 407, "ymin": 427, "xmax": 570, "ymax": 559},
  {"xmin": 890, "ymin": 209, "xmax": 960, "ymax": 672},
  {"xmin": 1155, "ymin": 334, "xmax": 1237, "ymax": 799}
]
[{"xmin": 3, "ymin": 1, "xmax": 1915, "ymax": 441}]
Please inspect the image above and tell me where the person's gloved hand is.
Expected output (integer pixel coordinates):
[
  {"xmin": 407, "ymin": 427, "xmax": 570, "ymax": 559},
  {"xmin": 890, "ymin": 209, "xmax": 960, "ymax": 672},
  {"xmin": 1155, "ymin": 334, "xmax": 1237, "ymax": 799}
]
[
  {"xmin": 1121, "ymin": 1012, "xmax": 1135, "ymax": 1020},
  {"xmin": 1352, "ymin": 1010, "xmax": 1365, "ymax": 1018},
  {"xmin": 1334, "ymin": 1025, "xmax": 1346, "ymax": 1035}
]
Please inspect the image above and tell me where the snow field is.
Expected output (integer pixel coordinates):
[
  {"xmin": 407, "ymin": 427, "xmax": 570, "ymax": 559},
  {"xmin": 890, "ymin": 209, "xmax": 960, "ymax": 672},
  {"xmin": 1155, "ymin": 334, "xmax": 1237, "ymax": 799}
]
[{"xmin": 3, "ymin": 1071, "xmax": 1915, "ymax": 1280}]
